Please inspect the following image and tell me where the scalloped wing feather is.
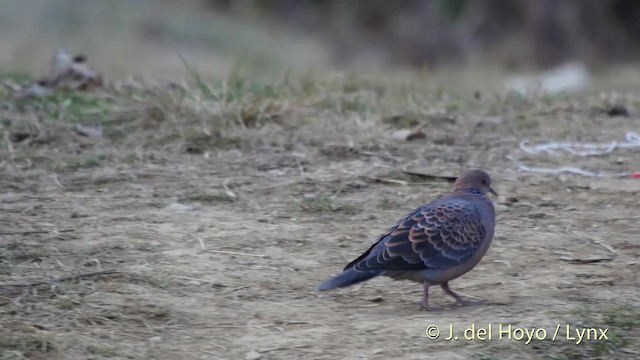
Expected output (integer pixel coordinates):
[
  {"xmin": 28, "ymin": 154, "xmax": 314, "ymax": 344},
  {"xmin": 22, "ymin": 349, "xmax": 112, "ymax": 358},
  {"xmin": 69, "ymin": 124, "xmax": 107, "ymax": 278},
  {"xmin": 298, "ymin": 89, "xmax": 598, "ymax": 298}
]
[{"xmin": 349, "ymin": 199, "xmax": 486, "ymax": 272}]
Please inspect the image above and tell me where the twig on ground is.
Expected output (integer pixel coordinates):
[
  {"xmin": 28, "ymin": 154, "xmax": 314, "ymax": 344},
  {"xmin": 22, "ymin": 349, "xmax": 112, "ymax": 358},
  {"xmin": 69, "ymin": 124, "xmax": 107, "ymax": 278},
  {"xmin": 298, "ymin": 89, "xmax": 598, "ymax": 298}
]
[
  {"xmin": 559, "ymin": 256, "xmax": 614, "ymax": 264},
  {"xmin": 0, "ymin": 269, "xmax": 120, "ymax": 287},
  {"xmin": 360, "ymin": 151, "xmax": 398, "ymax": 162},
  {"xmin": 197, "ymin": 237, "xmax": 207, "ymax": 250},
  {"xmin": 400, "ymin": 170, "xmax": 457, "ymax": 182},
  {"xmin": 369, "ymin": 177, "xmax": 409, "ymax": 186},
  {"xmin": 261, "ymin": 344, "xmax": 313, "ymax": 353},
  {"xmin": 207, "ymin": 250, "xmax": 266, "ymax": 258},
  {"xmin": 52, "ymin": 173, "xmax": 66, "ymax": 190},
  {"xmin": 0, "ymin": 228, "xmax": 75, "ymax": 236},
  {"xmin": 567, "ymin": 229, "xmax": 617, "ymax": 254}
]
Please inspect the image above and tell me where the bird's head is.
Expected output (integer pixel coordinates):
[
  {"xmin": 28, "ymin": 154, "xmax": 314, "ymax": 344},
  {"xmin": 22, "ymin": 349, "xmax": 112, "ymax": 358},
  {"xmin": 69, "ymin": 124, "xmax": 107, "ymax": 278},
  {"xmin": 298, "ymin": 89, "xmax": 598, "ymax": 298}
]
[{"xmin": 453, "ymin": 169, "xmax": 497, "ymax": 196}]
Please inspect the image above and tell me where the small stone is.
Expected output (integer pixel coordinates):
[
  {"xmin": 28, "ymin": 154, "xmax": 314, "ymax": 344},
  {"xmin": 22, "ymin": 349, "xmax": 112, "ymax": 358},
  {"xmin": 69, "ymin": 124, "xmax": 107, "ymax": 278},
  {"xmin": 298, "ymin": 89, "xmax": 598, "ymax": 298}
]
[
  {"xmin": 347, "ymin": 180, "xmax": 369, "ymax": 189},
  {"xmin": 132, "ymin": 264, "xmax": 154, "ymax": 273},
  {"xmin": 391, "ymin": 129, "xmax": 426, "ymax": 141},
  {"xmin": 165, "ymin": 203, "xmax": 194, "ymax": 212},
  {"xmin": 494, "ymin": 204, "xmax": 508, "ymax": 212},
  {"xmin": 606, "ymin": 105, "xmax": 629, "ymax": 117},
  {"xmin": 245, "ymin": 350, "xmax": 262, "ymax": 360}
]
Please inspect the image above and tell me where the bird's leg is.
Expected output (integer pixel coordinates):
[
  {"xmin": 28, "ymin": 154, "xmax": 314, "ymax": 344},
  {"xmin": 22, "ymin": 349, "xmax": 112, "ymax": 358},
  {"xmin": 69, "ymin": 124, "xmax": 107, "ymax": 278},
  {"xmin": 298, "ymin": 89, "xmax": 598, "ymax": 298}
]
[
  {"xmin": 420, "ymin": 280, "xmax": 440, "ymax": 311},
  {"xmin": 441, "ymin": 282, "xmax": 485, "ymax": 306}
]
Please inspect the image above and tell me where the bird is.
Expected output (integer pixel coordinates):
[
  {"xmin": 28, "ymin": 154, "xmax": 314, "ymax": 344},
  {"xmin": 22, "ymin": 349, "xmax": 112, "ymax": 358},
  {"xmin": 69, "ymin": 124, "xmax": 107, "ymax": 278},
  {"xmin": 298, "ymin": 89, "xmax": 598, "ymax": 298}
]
[{"xmin": 317, "ymin": 169, "xmax": 497, "ymax": 311}]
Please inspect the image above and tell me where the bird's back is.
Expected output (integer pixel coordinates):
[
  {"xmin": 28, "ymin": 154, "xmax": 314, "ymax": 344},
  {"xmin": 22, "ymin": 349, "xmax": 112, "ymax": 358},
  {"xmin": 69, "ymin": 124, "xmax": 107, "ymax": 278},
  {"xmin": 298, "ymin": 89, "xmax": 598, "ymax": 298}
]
[{"xmin": 347, "ymin": 190, "xmax": 495, "ymax": 276}]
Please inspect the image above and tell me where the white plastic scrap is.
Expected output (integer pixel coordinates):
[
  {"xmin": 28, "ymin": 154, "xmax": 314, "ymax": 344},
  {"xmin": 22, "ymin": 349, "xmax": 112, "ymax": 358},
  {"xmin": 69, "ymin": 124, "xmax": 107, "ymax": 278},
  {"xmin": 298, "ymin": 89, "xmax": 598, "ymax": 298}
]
[
  {"xmin": 512, "ymin": 162, "xmax": 629, "ymax": 178},
  {"xmin": 519, "ymin": 132, "xmax": 640, "ymax": 156},
  {"xmin": 504, "ymin": 62, "xmax": 591, "ymax": 95},
  {"xmin": 510, "ymin": 132, "xmax": 640, "ymax": 177}
]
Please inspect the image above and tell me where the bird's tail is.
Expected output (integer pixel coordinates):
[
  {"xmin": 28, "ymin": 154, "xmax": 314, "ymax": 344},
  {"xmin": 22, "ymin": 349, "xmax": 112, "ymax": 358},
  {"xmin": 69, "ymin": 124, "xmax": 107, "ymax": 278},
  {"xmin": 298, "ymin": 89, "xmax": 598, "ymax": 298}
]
[{"xmin": 316, "ymin": 268, "xmax": 382, "ymax": 291}]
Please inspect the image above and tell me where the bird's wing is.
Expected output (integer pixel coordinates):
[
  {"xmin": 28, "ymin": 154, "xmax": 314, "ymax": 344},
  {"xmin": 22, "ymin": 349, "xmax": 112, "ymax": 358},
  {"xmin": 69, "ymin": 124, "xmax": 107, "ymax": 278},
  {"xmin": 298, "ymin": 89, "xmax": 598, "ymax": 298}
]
[{"xmin": 347, "ymin": 199, "xmax": 486, "ymax": 272}]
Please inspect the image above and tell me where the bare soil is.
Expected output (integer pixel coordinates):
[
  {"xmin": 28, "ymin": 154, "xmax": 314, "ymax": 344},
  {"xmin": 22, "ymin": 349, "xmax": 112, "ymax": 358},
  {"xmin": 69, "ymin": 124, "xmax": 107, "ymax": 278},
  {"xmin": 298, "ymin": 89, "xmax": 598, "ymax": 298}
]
[{"xmin": 1, "ymin": 79, "xmax": 639, "ymax": 360}]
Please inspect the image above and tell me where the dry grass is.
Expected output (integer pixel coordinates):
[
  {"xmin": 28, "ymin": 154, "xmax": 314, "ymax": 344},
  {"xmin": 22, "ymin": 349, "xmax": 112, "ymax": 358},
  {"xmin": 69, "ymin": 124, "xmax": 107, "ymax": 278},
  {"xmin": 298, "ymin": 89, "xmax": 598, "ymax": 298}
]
[{"xmin": 1, "ymin": 64, "xmax": 639, "ymax": 360}]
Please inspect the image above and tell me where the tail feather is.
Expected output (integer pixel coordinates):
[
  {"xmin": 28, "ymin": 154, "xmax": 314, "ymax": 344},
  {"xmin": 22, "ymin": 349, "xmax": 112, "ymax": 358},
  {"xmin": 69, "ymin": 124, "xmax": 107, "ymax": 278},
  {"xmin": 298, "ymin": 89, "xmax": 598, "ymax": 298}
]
[{"xmin": 316, "ymin": 268, "xmax": 382, "ymax": 291}]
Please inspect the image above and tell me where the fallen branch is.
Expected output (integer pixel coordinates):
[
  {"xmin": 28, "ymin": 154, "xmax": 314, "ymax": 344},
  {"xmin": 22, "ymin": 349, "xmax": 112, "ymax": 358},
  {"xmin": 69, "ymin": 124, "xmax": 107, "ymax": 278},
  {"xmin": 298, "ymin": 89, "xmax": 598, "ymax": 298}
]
[
  {"xmin": 207, "ymin": 249, "xmax": 266, "ymax": 258},
  {"xmin": 0, "ymin": 269, "xmax": 120, "ymax": 287},
  {"xmin": 261, "ymin": 344, "xmax": 313, "ymax": 353},
  {"xmin": 559, "ymin": 256, "xmax": 614, "ymax": 264},
  {"xmin": 369, "ymin": 177, "xmax": 409, "ymax": 186},
  {"xmin": 360, "ymin": 151, "xmax": 398, "ymax": 162},
  {"xmin": 0, "ymin": 229, "xmax": 75, "ymax": 236},
  {"xmin": 400, "ymin": 170, "xmax": 457, "ymax": 182}
]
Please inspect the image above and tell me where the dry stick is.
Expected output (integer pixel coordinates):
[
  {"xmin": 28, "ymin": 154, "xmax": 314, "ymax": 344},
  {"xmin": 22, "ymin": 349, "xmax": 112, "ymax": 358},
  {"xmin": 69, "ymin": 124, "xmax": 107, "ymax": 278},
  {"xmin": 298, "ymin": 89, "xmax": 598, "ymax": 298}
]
[
  {"xmin": 447, "ymin": 289, "xmax": 483, "ymax": 301},
  {"xmin": 369, "ymin": 177, "xmax": 409, "ymax": 186},
  {"xmin": 261, "ymin": 344, "xmax": 313, "ymax": 353},
  {"xmin": 360, "ymin": 151, "xmax": 398, "ymax": 162},
  {"xmin": 13, "ymin": 288, "xmax": 29, "ymax": 306},
  {"xmin": 601, "ymin": 217, "xmax": 640, "ymax": 222},
  {"xmin": 567, "ymin": 229, "xmax": 617, "ymax": 254},
  {"xmin": 400, "ymin": 170, "xmax": 457, "ymax": 182},
  {"xmin": 196, "ymin": 237, "xmax": 207, "ymax": 250},
  {"xmin": 207, "ymin": 341, "xmax": 227, "ymax": 351},
  {"xmin": 0, "ymin": 229, "xmax": 75, "ymax": 236},
  {"xmin": 207, "ymin": 249, "xmax": 266, "ymax": 258},
  {"xmin": 221, "ymin": 286, "xmax": 250, "ymax": 294},
  {"xmin": 559, "ymin": 256, "xmax": 614, "ymax": 264},
  {"xmin": 0, "ymin": 269, "xmax": 120, "ymax": 288},
  {"xmin": 4, "ymin": 131, "xmax": 23, "ymax": 179}
]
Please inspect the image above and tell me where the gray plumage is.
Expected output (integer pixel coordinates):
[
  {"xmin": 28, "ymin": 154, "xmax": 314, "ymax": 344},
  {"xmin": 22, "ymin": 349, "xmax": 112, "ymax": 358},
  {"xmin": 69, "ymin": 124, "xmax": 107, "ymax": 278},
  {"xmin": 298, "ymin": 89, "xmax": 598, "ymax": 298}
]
[{"xmin": 317, "ymin": 169, "xmax": 497, "ymax": 311}]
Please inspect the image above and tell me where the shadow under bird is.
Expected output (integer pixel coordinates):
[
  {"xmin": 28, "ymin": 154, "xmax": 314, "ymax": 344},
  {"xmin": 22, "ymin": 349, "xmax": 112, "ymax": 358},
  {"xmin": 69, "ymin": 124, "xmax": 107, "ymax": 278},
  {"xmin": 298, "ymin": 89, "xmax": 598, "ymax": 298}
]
[{"xmin": 317, "ymin": 169, "xmax": 497, "ymax": 311}]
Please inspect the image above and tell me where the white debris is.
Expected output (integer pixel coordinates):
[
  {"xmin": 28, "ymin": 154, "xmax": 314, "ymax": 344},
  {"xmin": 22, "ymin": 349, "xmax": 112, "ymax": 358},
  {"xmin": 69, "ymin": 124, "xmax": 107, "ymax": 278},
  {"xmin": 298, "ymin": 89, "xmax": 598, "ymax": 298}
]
[{"xmin": 504, "ymin": 62, "xmax": 591, "ymax": 95}]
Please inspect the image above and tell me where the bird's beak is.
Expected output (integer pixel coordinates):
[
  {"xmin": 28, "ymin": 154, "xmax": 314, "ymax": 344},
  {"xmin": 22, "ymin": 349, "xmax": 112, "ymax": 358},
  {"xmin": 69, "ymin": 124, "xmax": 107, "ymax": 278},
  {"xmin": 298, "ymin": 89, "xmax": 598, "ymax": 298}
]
[{"xmin": 489, "ymin": 187, "xmax": 498, "ymax": 196}]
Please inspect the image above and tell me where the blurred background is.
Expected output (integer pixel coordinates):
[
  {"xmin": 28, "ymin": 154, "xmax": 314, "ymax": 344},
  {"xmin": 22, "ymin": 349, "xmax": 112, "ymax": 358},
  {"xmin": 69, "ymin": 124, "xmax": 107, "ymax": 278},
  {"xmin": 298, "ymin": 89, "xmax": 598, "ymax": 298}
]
[{"xmin": 2, "ymin": 0, "xmax": 640, "ymax": 85}]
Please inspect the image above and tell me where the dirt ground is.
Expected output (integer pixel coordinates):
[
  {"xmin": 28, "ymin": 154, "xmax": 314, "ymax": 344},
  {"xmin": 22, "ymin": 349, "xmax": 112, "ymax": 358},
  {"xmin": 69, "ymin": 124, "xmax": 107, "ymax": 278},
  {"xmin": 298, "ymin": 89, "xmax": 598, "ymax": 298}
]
[{"xmin": 1, "ymin": 73, "xmax": 639, "ymax": 360}]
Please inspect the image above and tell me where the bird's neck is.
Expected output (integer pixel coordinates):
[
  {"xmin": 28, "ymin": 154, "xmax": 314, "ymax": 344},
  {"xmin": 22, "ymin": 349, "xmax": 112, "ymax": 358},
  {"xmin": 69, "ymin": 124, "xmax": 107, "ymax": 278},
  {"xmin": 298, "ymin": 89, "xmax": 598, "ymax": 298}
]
[
  {"xmin": 460, "ymin": 189, "xmax": 495, "ymax": 216},
  {"xmin": 462, "ymin": 188, "xmax": 488, "ymax": 199}
]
